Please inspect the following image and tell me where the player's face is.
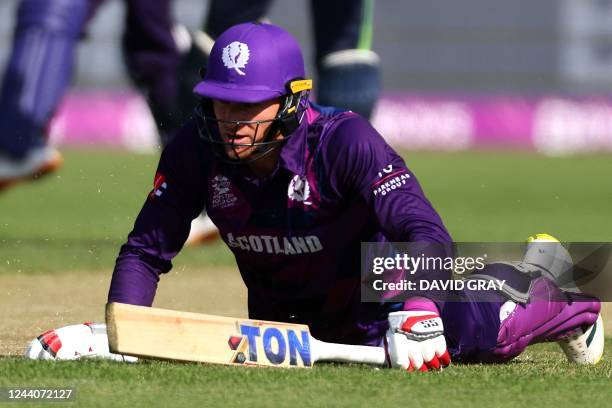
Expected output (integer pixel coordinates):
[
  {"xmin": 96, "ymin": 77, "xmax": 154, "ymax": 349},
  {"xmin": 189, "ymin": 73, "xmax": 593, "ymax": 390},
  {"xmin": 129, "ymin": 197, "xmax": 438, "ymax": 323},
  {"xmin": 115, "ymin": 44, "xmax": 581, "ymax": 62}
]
[{"xmin": 213, "ymin": 98, "xmax": 281, "ymax": 160}]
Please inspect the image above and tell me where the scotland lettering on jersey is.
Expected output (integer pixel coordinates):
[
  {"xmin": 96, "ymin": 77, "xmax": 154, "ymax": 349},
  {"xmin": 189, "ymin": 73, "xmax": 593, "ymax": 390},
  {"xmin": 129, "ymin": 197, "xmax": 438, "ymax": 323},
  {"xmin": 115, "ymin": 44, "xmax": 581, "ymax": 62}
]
[
  {"xmin": 372, "ymin": 164, "xmax": 411, "ymax": 197},
  {"xmin": 228, "ymin": 324, "xmax": 312, "ymax": 367},
  {"xmin": 226, "ymin": 233, "xmax": 323, "ymax": 255},
  {"xmin": 149, "ymin": 172, "xmax": 167, "ymax": 199}
]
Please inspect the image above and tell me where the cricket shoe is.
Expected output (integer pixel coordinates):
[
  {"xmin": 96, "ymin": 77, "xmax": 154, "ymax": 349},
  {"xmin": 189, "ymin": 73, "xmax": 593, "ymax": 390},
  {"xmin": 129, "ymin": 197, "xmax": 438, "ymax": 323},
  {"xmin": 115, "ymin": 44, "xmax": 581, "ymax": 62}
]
[
  {"xmin": 186, "ymin": 214, "xmax": 220, "ymax": 246},
  {"xmin": 0, "ymin": 146, "xmax": 63, "ymax": 192},
  {"xmin": 525, "ymin": 233, "xmax": 605, "ymax": 364},
  {"xmin": 557, "ymin": 314, "xmax": 605, "ymax": 364}
]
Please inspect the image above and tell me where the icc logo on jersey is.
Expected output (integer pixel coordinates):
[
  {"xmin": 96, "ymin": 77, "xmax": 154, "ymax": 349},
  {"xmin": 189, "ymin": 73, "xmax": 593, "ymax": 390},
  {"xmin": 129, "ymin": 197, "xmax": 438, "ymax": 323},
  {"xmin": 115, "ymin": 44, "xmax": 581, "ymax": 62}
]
[
  {"xmin": 211, "ymin": 174, "xmax": 237, "ymax": 209},
  {"xmin": 212, "ymin": 174, "xmax": 230, "ymax": 194}
]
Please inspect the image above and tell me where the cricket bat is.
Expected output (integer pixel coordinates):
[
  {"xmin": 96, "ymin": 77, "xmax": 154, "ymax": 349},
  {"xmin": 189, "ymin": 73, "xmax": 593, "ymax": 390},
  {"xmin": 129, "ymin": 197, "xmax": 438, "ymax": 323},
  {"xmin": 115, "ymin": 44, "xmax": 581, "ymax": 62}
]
[{"xmin": 106, "ymin": 302, "xmax": 387, "ymax": 368}]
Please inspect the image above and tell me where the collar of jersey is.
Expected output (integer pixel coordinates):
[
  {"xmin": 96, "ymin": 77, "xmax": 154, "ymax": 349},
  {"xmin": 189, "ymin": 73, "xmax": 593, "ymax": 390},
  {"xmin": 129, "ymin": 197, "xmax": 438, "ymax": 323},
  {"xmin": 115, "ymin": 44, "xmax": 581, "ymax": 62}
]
[{"xmin": 276, "ymin": 106, "xmax": 315, "ymax": 177}]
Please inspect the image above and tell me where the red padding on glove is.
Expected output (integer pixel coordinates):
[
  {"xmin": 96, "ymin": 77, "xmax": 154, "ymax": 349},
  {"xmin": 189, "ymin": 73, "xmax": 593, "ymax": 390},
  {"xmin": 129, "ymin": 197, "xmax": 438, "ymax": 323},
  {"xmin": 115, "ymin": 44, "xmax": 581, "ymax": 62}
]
[
  {"xmin": 439, "ymin": 350, "xmax": 451, "ymax": 367},
  {"xmin": 427, "ymin": 355, "xmax": 441, "ymax": 370},
  {"xmin": 400, "ymin": 314, "xmax": 439, "ymax": 332},
  {"xmin": 38, "ymin": 330, "xmax": 62, "ymax": 357}
]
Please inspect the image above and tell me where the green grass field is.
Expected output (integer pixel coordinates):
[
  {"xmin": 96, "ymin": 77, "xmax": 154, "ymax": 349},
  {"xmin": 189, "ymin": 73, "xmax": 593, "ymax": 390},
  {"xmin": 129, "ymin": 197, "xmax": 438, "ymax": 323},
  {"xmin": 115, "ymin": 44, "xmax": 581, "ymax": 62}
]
[
  {"xmin": 2, "ymin": 344, "xmax": 611, "ymax": 408},
  {"xmin": 1, "ymin": 149, "xmax": 611, "ymax": 407}
]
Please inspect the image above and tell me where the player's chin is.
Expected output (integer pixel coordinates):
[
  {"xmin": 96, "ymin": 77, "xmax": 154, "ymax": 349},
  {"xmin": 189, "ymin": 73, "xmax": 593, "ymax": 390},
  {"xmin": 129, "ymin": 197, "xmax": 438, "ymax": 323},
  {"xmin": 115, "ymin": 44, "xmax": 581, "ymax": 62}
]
[{"xmin": 223, "ymin": 145, "xmax": 255, "ymax": 160}]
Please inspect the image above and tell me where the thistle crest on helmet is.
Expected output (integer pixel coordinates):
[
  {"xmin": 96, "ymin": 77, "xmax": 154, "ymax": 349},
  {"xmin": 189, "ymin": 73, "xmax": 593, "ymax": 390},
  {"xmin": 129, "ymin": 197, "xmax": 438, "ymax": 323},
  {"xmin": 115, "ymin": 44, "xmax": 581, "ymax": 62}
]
[{"xmin": 222, "ymin": 41, "xmax": 250, "ymax": 76}]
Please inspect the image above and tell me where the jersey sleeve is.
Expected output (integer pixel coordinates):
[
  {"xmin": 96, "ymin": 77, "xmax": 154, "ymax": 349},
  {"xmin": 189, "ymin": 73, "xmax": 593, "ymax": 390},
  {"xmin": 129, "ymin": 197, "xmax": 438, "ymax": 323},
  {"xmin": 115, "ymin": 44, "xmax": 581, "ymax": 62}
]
[
  {"xmin": 322, "ymin": 115, "xmax": 453, "ymax": 312},
  {"xmin": 108, "ymin": 123, "xmax": 207, "ymax": 306},
  {"xmin": 324, "ymin": 114, "xmax": 451, "ymax": 243}
]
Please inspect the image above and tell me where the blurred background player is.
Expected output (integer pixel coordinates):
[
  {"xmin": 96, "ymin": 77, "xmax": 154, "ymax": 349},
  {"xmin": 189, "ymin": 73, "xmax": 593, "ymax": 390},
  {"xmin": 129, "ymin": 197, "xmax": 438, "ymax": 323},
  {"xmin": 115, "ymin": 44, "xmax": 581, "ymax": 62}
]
[
  {"xmin": 179, "ymin": 0, "xmax": 381, "ymax": 244},
  {"xmin": 0, "ymin": 0, "xmax": 183, "ymax": 191}
]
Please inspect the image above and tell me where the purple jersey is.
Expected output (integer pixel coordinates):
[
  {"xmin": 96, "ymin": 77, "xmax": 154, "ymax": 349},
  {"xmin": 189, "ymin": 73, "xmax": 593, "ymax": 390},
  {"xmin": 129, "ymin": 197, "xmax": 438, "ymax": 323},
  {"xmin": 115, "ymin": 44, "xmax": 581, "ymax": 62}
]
[{"xmin": 108, "ymin": 103, "xmax": 451, "ymax": 345}]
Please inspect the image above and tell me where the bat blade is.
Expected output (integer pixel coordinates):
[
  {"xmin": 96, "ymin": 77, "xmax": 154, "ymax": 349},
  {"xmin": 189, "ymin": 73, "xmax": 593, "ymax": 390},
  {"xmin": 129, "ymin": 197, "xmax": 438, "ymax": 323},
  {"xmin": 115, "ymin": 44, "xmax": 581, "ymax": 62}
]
[
  {"xmin": 106, "ymin": 302, "xmax": 315, "ymax": 368},
  {"xmin": 106, "ymin": 302, "xmax": 387, "ymax": 368}
]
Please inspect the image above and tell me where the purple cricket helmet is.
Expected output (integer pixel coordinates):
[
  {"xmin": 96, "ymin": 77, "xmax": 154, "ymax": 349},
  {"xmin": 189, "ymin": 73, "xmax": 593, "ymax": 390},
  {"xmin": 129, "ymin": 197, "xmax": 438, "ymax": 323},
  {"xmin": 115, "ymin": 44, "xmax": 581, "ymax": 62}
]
[
  {"xmin": 194, "ymin": 22, "xmax": 307, "ymax": 103},
  {"xmin": 193, "ymin": 22, "xmax": 313, "ymax": 164}
]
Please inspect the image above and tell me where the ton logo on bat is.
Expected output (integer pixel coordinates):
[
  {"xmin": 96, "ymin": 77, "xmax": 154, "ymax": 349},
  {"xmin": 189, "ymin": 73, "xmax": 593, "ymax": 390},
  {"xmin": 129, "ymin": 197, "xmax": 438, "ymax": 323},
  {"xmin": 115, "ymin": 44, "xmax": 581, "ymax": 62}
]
[{"xmin": 228, "ymin": 324, "xmax": 312, "ymax": 366}]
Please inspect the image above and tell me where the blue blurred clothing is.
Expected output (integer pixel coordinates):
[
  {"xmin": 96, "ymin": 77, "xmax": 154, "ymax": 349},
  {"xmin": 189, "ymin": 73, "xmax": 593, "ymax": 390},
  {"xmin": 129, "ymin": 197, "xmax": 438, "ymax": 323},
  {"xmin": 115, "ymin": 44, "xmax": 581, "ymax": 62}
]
[{"xmin": 0, "ymin": 0, "xmax": 179, "ymax": 158}]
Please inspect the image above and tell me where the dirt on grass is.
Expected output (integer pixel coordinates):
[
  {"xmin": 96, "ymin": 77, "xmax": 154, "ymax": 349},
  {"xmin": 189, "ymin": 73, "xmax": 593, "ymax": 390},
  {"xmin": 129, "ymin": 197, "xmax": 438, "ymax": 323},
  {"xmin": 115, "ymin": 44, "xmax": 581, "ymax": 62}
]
[
  {"xmin": 0, "ymin": 267, "xmax": 247, "ymax": 356},
  {"xmin": 1, "ymin": 269, "xmax": 611, "ymax": 357}
]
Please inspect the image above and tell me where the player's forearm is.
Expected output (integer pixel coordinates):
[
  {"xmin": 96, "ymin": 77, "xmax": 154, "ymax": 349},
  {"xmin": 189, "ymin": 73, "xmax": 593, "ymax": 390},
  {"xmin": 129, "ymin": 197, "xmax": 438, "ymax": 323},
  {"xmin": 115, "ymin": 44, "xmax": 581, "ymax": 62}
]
[
  {"xmin": 369, "ymin": 176, "xmax": 452, "ymax": 243},
  {"xmin": 107, "ymin": 248, "xmax": 166, "ymax": 306},
  {"xmin": 405, "ymin": 218, "xmax": 452, "ymax": 243}
]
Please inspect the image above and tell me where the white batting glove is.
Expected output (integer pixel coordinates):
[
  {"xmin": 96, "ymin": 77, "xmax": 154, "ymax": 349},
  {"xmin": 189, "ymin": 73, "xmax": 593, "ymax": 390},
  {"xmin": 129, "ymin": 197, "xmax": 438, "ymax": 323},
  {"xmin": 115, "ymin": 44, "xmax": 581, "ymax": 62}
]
[
  {"xmin": 24, "ymin": 323, "xmax": 137, "ymax": 362},
  {"xmin": 385, "ymin": 311, "xmax": 451, "ymax": 372}
]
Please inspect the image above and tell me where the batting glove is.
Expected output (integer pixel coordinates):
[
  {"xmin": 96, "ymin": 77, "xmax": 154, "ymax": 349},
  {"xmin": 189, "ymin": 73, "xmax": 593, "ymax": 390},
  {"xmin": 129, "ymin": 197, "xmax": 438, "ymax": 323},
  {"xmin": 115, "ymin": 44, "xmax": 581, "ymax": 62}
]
[
  {"xmin": 24, "ymin": 323, "xmax": 137, "ymax": 362},
  {"xmin": 385, "ymin": 311, "xmax": 451, "ymax": 372}
]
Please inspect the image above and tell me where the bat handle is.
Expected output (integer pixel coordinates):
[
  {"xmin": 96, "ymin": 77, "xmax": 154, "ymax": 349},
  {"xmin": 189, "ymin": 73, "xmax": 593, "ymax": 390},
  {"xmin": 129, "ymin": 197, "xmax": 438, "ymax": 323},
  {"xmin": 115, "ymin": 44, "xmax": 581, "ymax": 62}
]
[{"xmin": 311, "ymin": 338, "xmax": 387, "ymax": 366}]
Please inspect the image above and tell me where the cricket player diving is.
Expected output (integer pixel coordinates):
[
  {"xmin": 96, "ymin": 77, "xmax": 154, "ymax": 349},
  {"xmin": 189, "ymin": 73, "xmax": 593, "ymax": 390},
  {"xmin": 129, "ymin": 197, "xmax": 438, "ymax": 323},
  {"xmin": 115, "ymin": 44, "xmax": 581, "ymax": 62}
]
[{"xmin": 26, "ymin": 23, "xmax": 604, "ymax": 370}]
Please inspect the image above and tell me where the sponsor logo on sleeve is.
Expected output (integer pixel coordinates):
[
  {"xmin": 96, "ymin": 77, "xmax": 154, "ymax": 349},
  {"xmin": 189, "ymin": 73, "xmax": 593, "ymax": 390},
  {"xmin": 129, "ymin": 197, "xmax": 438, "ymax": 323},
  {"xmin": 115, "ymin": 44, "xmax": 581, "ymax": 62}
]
[
  {"xmin": 371, "ymin": 164, "xmax": 410, "ymax": 197},
  {"xmin": 377, "ymin": 164, "xmax": 393, "ymax": 178}
]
